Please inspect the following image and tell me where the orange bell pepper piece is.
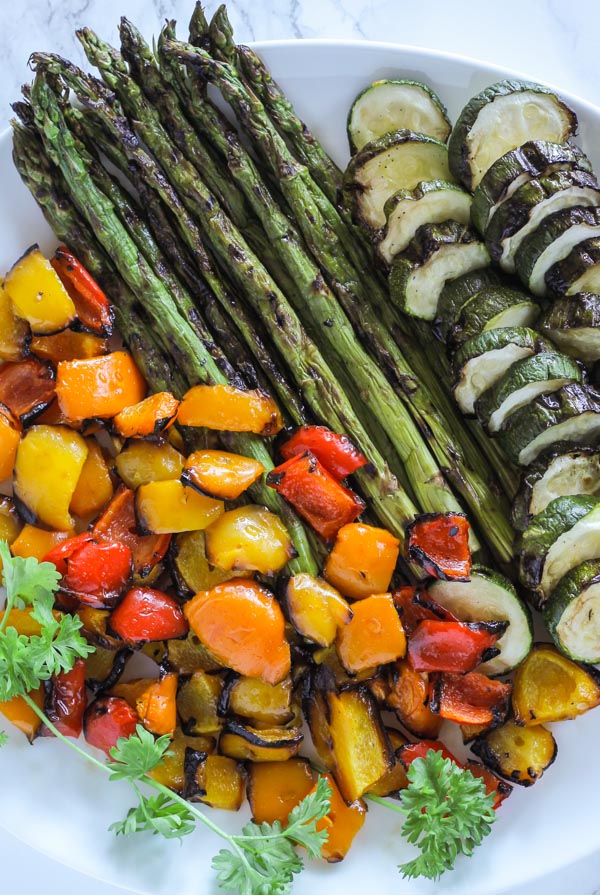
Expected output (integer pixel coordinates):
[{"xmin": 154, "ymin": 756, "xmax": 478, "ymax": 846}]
[
  {"xmin": 324, "ymin": 523, "xmax": 400, "ymax": 599},
  {"xmin": 0, "ymin": 686, "xmax": 44, "ymax": 742},
  {"xmin": 112, "ymin": 391, "xmax": 180, "ymax": 439},
  {"xmin": 111, "ymin": 673, "xmax": 178, "ymax": 737},
  {"xmin": 10, "ymin": 525, "xmax": 75, "ymax": 561},
  {"xmin": 313, "ymin": 772, "xmax": 366, "ymax": 862},
  {"xmin": 248, "ymin": 759, "xmax": 315, "ymax": 825},
  {"xmin": 178, "ymin": 383, "xmax": 283, "ymax": 435},
  {"xmin": 336, "ymin": 593, "xmax": 406, "ymax": 674},
  {"xmin": 30, "ymin": 330, "xmax": 108, "ymax": 363},
  {"xmin": 182, "ymin": 449, "xmax": 265, "ymax": 500},
  {"xmin": 0, "ymin": 403, "xmax": 20, "ymax": 482},
  {"xmin": 56, "ymin": 351, "xmax": 146, "ymax": 421}
]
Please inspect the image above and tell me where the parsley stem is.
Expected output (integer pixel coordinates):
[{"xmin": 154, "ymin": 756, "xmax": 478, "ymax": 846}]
[{"xmin": 365, "ymin": 793, "xmax": 406, "ymax": 814}]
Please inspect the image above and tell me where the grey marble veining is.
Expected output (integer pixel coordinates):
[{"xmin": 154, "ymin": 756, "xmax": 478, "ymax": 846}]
[{"xmin": 1, "ymin": 0, "xmax": 600, "ymax": 892}]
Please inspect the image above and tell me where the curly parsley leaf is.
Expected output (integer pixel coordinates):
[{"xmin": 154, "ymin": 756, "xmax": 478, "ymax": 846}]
[
  {"xmin": 110, "ymin": 789, "xmax": 195, "ymax": 840},
  {"xmin": 0, "ymin": 541, "xmax": 60, "ymax": 612},
  {"xmin": 108, "ymin": 725, "xmax": 172, "ymax": 781},
  {"xmin": 0, "ymin": 730, "xmax": 8, "ymax": 747}
]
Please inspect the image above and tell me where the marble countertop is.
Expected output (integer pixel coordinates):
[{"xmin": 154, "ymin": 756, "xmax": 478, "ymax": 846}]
[{"xmin": 1, "ymin": 0, "xmax": 600, "ymax": 893}]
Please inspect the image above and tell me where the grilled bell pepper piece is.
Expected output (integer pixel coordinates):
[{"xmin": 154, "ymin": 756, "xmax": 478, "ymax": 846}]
[
  {"xmin": 267, "ymin": 452, "xmax": 365, "ymax": 541},
  {"xmin": 84, "ymin": 695, "xmax": 139, "ymax": 755},
  {"xmin": 385, "ymin": 659, "xmax": 442, "ymax": 739},
  {"xmin": 0, "ymin": 282, "xmax": 30, "ymax": 362},
  {"xmin": 398, "ymin": 739, "xmax": 461, "ymax": 770},
  {"xmin": 247, "ymin": 758, "xmax": 314, "ymax": 824},
  {"xmin": 30, "ymin": 330, "xmax": 108, "ymax": 363},
  {"xmin": 112, "ymin": 391, "xmax": 179, "ymax": 439},
  {"xmin": 177, "ymin": 671, "xmax": 224, "ymax": 736},
  {"xmin": 111, "ymin": 672, "xmax": 178, "ymax": 737},
  {"xmin": 56, "ymin": 351, "xmax": 146, "ymax": 421},
  {"xmin": 11, "ymin": 525, "xmax": 75, "ymax": 561},
  {"xmin": 407, "ymin": 618, "xmax": 507, "ymax": 673},
  {"xmin": 284, "ymin": 574, "xmax": 352, "ymax": 647},
  {"xmin": 185, "ymin": 753, "xmax": 246, "ymax": 810},
  {"xmin": 182, "ymin": 449, "xmax": 265, "ymax": 500},
  {"xmin": 41, "ymin": 658, "xmax": 87, "ymax": 739},
  {"xmin": 313, "ymin": 771, "xmax": 366, "ymax": 862},
  {"xmin": 93, "ymin": 485, "xmax": 170, "ymax": 579},
  {"xmin": 280, "ymin": 425, "xmax": 368, "ymax": 480},
  {"xmin": 406, "ymin": 512, "xmax": 472, "ymax": 580},
  {"xmin": 184, "ymin": 579, "xmax": 291, "ymax": 685},
  {"xmin": 4, "ymin": 244, "xmax": 76, "ymax": 335},
  {"xmin": 392, "ymin": 585, "xmax": 459, "ymax": 634},
  {"xmin": 69, "ymin": 439, "xmax": 113, "ymax": 518},
  {"xmin": 0, "ymin": 404, "xmax": 20, "ymax": 482},
  {"xmin": 178, "ymin": 383, "xmax": 283, "ymax": 435},
  {"xmin": 14, "ymin": 425, "xmax": 89, "ymax": 530},
  {"xmin": 109, "ymin": 586, "xmax": 188, "ymax": 645},
  {"xmin": 465, "ymin": 759, "xmax": 512, "ymax": 809},
  {"xmin": 135, "ymin": 480, "xmax": 224, "ymax": 535},
  {"xmin": 336, "ymin": 593, "xmax": 406, "ymax": 674},
  {"xmin": 114, "ymin": 438, "xmax": 185, "ymax": 490},
  {"xmin": 56, "ymin": 539, "xmax": 133, "ymax": 609},
  {"xmin": 51, "ymin": 246, "xmax": 114, "ymax": 336},
  {"xmin": 204, "ymin": 505, "xmax": 294, "ymax": 575},
  {"xmin": 429, "ymin": 671, "xmax": 512, "ymax": 726},
  {"xmin": 0, "ymin": 497, "xmax": 22, "ymax": 548},
  {"xmin": 512, "ymin": 644, "xmax": 600, "ymax": 725},
  {"xmin": 0, "ymin": 686, "xmax": 44, "ymax": 742},
  {"xmin": 0, "ymin": 357, "xmax": 56, "ymax": 426},
  {"xmin": 324, "ymin": 522, "xmax": 400, "ymax": 599},
  {"xmin": 219, "ymin": 718, "xmax": 303, "ymax": 762}
]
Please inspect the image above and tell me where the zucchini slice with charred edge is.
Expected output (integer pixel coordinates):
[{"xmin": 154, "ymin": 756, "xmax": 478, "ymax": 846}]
[
  {"xmin": 475, "ymin": 352, "xmax": 583, "ymax": 434},
  {"xmin": 539, "ymin": 292, "xmax": 600, "ymax": 362},
  {"xmin": 428, "ymin": 566, "xmax": 532, "ymax": 675},
  {"xmin": 434, "ymin": 267, "xmax": 500, "ymax": 342},
  {"xmin": 471, "ymin": 718, "xmax": 557, "ymax": 786},
  {"xmin": 517, "ymin": 494, "xmax": 600, "ymax": 605},
  {"xmin": 389, "ymin": 221, "xmax": 489, "ymax": 320},
  {"xmin": 342, "ymin": 130, "xmax": 452, "ymax": 231},
  {"xmin": 515, "ymin": 206, "xmax": 600, "ymax": 297},
  {"xmin": 498, "ymin": 383, "xmax": 600, "ymax": 467},
  {"xmin": 448, "ymin": 285, "xmax": 539, "ymax": 350},
  {"xmin": 545, "ymin": 237, "xmax": 600, "ymax": 297},
  {"xmin": 512, "ymin": 445, "xmax": 600, "ymax": 531},
  {"xmin": 347, "ymin": 79, "xmax": 451, "ymax": 153},
  {"xmin": 452, "ymin": 327, "xmax": 547, "ymax": 416},
  {"xmin": 471, "ymin": 140, "xmax": 592, "ymax": 235},
  {"xmin": 485, "ymin": 168, "xmax": 600, "ymax": 274},
  {"xmin": 377, "ymin": 180, "xmax": 471, "ymax": 265},
  {"xmin": 544, "ymin": 560, "xmax": 600, "ymax": 662},
  {"xmin": 448, "ymin": 79, "xmax": 577, "ymax": 191}
]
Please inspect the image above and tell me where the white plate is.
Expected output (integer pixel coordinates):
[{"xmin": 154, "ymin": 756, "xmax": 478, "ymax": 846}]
[{"xmin": 2, "ymin": 38, "xmax": 600, "ymax": 895}]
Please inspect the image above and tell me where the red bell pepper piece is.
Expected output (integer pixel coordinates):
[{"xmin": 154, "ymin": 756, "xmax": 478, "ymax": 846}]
[
  {"xmin": 109, "ymin": 586, "xmax": 189, "ymax": 645},
  {"xmin": 84, "ymin": 695, "xmax": 139, "ymax": 755},
  {"xmin": 61, "ymin": 540, "xmax": 133, "ymax": 609},
  {"xmin": 392, "ymin": 585, "xmax": 459, "ymax": 635},
  {"xmin": 279, "ymin": 425, "xmax": 368, "ymax": 480},
  {"xmin": 43, "ymin": 532, "xmax": 94, "ymax": 576},
  {"xmin": 398, "ymin": 739, "xmax": 461, "ymax": 771},
  {"xmin": 0, "ymin": 357, "xmax": 56, "ymax": 427},
  {"xmin": 266, "ymin": 451, "xmax": 365, "ymax": 541},
  {"xmin": 407, "ymin": 619, "xmax": 507, "ymax": 674},
  {"xmin": 429, "ymin": 671, "xmax": 512, "ymax": 726},
  {"xmin": 93, "ymin": 485, "xmax": 171, "ymax": 578},
  {"xmin": 41, "ymin": 658, "xmax": 87, "ymax": 739},
  {"xmin": 465, "ymin": 760, "xmax": 512, "ymax": 809},
  {"xmin": 51, "ymin": 246, "xmax": 115, "ymax": 337},
  {"xmin": 406, "ymin": 512, "xmax": 472, "ymax": 580}
]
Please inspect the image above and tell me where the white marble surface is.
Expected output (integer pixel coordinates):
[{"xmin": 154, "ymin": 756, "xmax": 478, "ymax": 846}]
[{"xmin": 1, "ymin": 0, "xmax": 600, "ymax": 893}]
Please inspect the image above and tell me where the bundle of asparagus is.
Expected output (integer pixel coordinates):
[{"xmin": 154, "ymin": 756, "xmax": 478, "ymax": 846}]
[{"xmin": 13, "ymin": 2, "xmax": 516, "ymax": 570}]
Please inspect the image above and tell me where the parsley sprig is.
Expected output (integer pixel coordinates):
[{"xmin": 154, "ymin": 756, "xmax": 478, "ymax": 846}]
[
  {"xmin": 0, "ymin": 541, "xmax": 332, "ymax": 894},
  {"xmin": 369, "ymin": 750, "xmax": 497, "ymax": 879}
]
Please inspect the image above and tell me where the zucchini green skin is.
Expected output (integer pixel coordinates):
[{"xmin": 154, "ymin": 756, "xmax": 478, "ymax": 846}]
[
  {"xmin": 498, "ymin": 383, "xmax": 600, "ymax": 467},
  {"xmin": 448, "ymin": 285, "xmax": 535, "ymax": 349},
  {"xmin": 514, "ymin": 206, "xmax": 600, "ymax": 296},
  {"xmin": 428, "ymin": 565, "xmax": 533, "ymax": 675},
  {"xmin": 377, "ymin": 180, "xmax": 471, "ymax": 265},
  {"xmin": 475, "ymin": 352, "xmax": 583, "ymax": 432},
  {"xmin": 517, "ymin": 494, "xmax": 599, "ymax": 598},
  {"xmin": 453, "ymin": 325, "xmax": 545, "ymax": 372},
  {"xmin": 433, "ymin": 267, "xmax": 499, "ymax": 342},
  {"xmin": 342, "ymin": 129, "xmax": 451, "ymax": 231},
  {"xmin": 448, "ymin": 79, "xmax": 578, "ymax": 191},
  {"xmin": 545, "ymin": 237, "xmax": 600, "ymax": 296},
  {"xmin": 539, "ymin": 292, "xmax": 600, "ymax": 362},
  {"xmin": 347, "ymin": 79, "xmax": 452, "ymax": 153},
  {"xmin": 471, "ymin": 140, "xmax": 592, "ymax": 235},
  {"xmin": 484, "ymin": 168, "xmax": 600, "ymax": 272},
  {"xmin": 544, "ymin": 559, "xmax": 600, "ymax": 662},
  {"xmin": 388, "ymin": 221, "xmax": 488, "ymax": 320}
]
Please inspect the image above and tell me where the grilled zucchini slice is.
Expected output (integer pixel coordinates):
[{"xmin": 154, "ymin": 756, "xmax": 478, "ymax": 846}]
[
  {"xmin": 377, "ymin": 180, "xmax": 471, "ymax": 265},
  {"xmin": 434, "ymin": 267, "xmax": 500, "ymax": 342},
  {"xmin": 342, "ymin": 130, "xmax": 452, "ymax": 230},
  {"xmin": 347, "ymin": 79, "xmax": 451, "ymax": 153},
  {"xmin": 539, "ymin": 292, "xmax": 600, "ymax": 362},
  {"xmin": 389, "ymin": 221, "xmax": 489, "ymax": 320},
  {"xmin": 448, "ymin": 285, "xmax": 539, "ymax": 350},
  {"xmin": 448, "ymin": 80, "xmax": 577, "ymax": 191},
  {"xmin": 475, "ymin": 352, "xmax": 583, "ymax": 434},
  {"xmin": 512, "ymin": 446, "xmax": 600, "ymax": 531},
  {"xmin": 499, "ymin": 383, "xmax": 600, "ymax": 466},
  {"xmin": 545, "ymin": 236, "xmax": 600, "ymax": 297},
  {"xmin": 428, "ymin": 566, "xmax": 532, "ymax": 675},
  {"xmin": 544, "ymin": 560, "xmax": 600, "ymax": 662},
  {"xmin": 471, "ymin": 140, "xmax": 592, "ymax": 236},
  {"xmin": 515, "ymin": 206, "xmax": 600, "ymax": 297},
  {"xmin": 485, "ymin": 168, "xmax": 600, "ymax": 273},
  {"xmin": 452, "ymin": 327, "xmax": 546, "ymax": 416},
  {"xmin": 518, "ymin": 494, "xmax": 600, "ymax": 604}
]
